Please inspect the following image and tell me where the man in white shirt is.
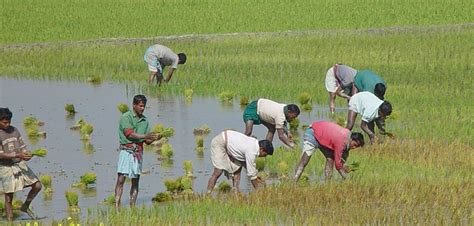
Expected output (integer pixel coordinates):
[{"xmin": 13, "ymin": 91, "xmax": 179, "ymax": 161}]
[
  {"xmin": 143, "ymin": 44, "xmax": 187, "ymax": 85},
  {"xmin": 346, "ymin": 92, "xmax": 392, "ymax": 144},
  {"xmin": 243, "ymin": 98, "xmax": 300, "ymax": 149},
  {"xmin": 206, "ymin": 130, "xmax": 274, "ymax": 193}
]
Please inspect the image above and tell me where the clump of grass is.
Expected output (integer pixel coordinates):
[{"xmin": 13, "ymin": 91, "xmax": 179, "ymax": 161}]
[
  {"xmin": 152, "ymin": 192, "xmax": 172, "ymax": 203},
  {"xmin": 103, "ymin": 194, "xmax": 115, "ymax": 205},
  {"xmin": 40, "ymin": 175, "xmax": 53, "ymax": 193},
  {"xmin": 348, "ymin": 161, "xmax": 360, "ymax": 172},
  {"xmin": 31, "ymin": 148, "xmax": 48, "ymax": 157},
  {"xmin": 117, "ymin": 103, "xmax": 129, "ymax": 114},
  {"xmin": 12, "ymin": 199, "xmax": 23, "ymax": 210},
  {"xmin": 193, "ymin": 125, "xmax": 211, "ymax": 136},
  {"xmin": 160, "ymin": 143, "xmax": 174, "ymax": 159},
  {"xmin": 256, "ymin": 157, "xmax": 265, "ymax": 172},
  {"xmin": 80, "ymin": 123, "xmax": 94, "ymax": 140},
  {"xmin": 152, "ymin": 124, "xmax": 175, "ymax": 138},
  {"xmin": 64, "ymin": 104, "xmax": 77, "ymax": 114},
  {"xmin": 86, "ymin": 75, "xmax": 102, "ymax": 85},
  {"xmin": 240, "ymin": 96, "xmax": 249, "ymax": 106},
  {"xmin": 195, "ymin": 136, "xmax": 204, "ymax": 148},
  {"xmin": 65, "ymin": 190, "xmax": 80, "ymax": 212},
  {"xmin": 183, "ymin": 160, "xmax": 193, "ymax": 177},
  {"xmin": 298, "ymin": 92, "xmax": 312, "ymax": 105},
  {"xmin": 218, "ymin": 181, "xmax": 231, "ymax": 193},
  {"xmin": 184, "ymin": 89, "xmax": 193, "ymax": 100},
  {"xmin": 218, "ymin": 91, "xmax": 234, "ymax": 102}
]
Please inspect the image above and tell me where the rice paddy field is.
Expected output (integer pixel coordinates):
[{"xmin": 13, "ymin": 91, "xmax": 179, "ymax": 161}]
[{"xmin": 1, "ymin": 0, "xmax": 473, "ymax": 225}]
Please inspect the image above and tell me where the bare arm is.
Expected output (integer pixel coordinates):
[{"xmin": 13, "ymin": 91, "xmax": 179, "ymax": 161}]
[
  {"xmin": 351, "ymin": 84, "xmax": 358, "ymax": 95},
  {"xmin": 346, "ymin": 110, "xmax": 357, "ymax": 130},
  {"xmin": 329, "ymin": 92, "xmax": 337, "ymax": 113},
  {"xmin": 277, "ymin": 128, "xmax": 295, "ymax": 149},
  {"xmin": 375, "ymin": 117, "xmax": 387, "ymax": 135},
  {"xmin": 294, "ymin": 152, "xmax": 312, "ymax": 181},
  {"xmin": 336, "ymin": 86, "xmax": 351, "ymax": 100},
  {"xmin": 0, "ymin": 152, "xmax": 31, "ymax": 161},
  {"xmin": 337, "ymin": 167, "xmax": 349, "ymax": 180},
  {"xmin": 323, "ymin": 158, "xmax": 334, "ymax": 180},
  {"xmin": 244, "ymin": 120, "xmax": 254, "ymax": 136},
  {"xmin": 164, "ymin": 68, "xmax": 176, "ymax": 83},
  {"xmin": 360, "ymin": 120, "xmax": 376, "ymax": 144},
  {"xmin": 125, "ymin": 131, "xmax": 160, "ymax": 145}
]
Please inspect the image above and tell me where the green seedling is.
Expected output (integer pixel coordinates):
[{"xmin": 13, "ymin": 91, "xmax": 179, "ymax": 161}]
[
  {"xmin": 240, "ymin": 96, "xmax": 249, "ymax": 106},
  {"xmin": 217, "ymin": 181, "xmax": 231, "ymax": 193},
  {"xmin": 184, "ymin": 88, "xmax": 193, "ymax": 99},
  {"xmin": 298, "ymin": 92, "xmax": 312, "ymax": 105},
  {"xmin": 117, "ymin": 103, "xmax": 129, "ymax": 114},
  {"xmin": 80, "ymin": 123, "xmax": 94, "ymax": 140},
  {"xmin": 183, "ymin": 160, "xmax": 194, "ymax": 177},
  {"xmin": 40, "ymin": 175, "xmax": 53, "ymax": 193},
  {"xmin": 64, "ymin": 104, "xmax": 77, "ymax": 114},
  {"xmin": 160, "ymin": 143, "xmax": 174, "ymax": 159},
  {"xmin": 31, "ymin": 148, "xmax": 48, "ymax": 157},
  {"xmin": 65, "ymin": 190, "xmax": 80, "ymax": 212},
  {"xmin": 218, "ymin": 91, "xmax": 234, "ymax": 102},
  {"xmin": 193, "ymin": 125, "xmax": 211, "ymax": 136},
  {"xmin": 152, "ymin": 124, "xmax": 175, "ymax": 138},
  {"xmin": 103, "ymin": 194, "xmax": 115, "ymax": 205},
  {"xmin": 152, "ymin": 192, "xmax": 172, "ymax": 203},
  {"xmin": 256, "ymin": 157, "xmax": 265, "ymax": 172},
  {"xmin": 86, "ymin": 76, "xmax": 102, "ymax": 85}
]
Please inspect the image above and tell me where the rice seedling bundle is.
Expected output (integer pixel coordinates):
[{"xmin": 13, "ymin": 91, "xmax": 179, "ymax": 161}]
[
  {"xmin": 240, "ymin": 96, "xmax": 249, "ymax": 106},
  {"xmin": 193, "ymin": 125, "xmax": 211, "ymax": 136},
  {"xmin": 86, "ymin": 76, "xmax": 102, "ymax": 85},
  {"xmin": 152, "ymin": 192, "xmax": 172, "ymax": 203},
  {"xmin": 277, "ymin": 161, "xmax": 289, "ymax": 178},
  {"xmin": 301, "ymin": 103, "xmax": 312, "ymax": 111},
  {"xmin": 218, "ymin": 91, "xmax": 234, "ymax": 102},
  {"xmin": 23, "ymin": 116, "xmax": 42, "ymax": 128},
  {"xmin": 103, "ymin": 194, "xmax": 115, "ymax": 205},
  {"xmin": 80, "ymin": 172, "xmax": 97, "ymax": 186},
  {"xmin": 80, "ymin": 123, "xmax": 94, "ymax": 140},
  {"xmin": 184, "ymin": 89, "xmax": 193, "ymax": 99},
  {"xmin": 64, "ymin": 104, "xmax": 77, "ymax": 114},
  {"xmin": 117, "ymin": 103, "xmax": 129, "ymax": 114},
  {"xmin": 39, "ymin": 175, "xmax": 53, "ymax": 193},
  {"xmin": 289, "ymin": 118, "xmax": 299, "ymax": 131},
  {"xmin": 31, "ymin": 148, "xmax": 48, "ymax": 157},
  {"xmin": 65, "ymin": 190, "xmax": 79, "ymax": 207},
  {"xmin": 152, "ymin": 124, "xmax": 175, "ymax": 138},
  {"xmin": 180, "ymin": 176, "xmax": 193, "ymax": 190},
  {"xmin": 164, "ymin": 179, "xmax": 178, "ymax": 193},
  {"xmin": 256, "ymin": 157, "xmax": 265, "ymax": 172},
  {"xmin": 183, "ymin": 160, "xmax": 193, "ymax": 177},
  {"xmin": 160, "ymin": 143, "xmax": 174, "ymax": 159},
  {"xmin": 195, "ymin": 136, "xmax": 204, "ymax": 148}
]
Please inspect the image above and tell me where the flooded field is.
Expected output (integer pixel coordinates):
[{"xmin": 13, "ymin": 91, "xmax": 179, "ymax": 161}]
[{"xmin": 0, "ymin": 77, "xmax": 332, "ymax": 221}]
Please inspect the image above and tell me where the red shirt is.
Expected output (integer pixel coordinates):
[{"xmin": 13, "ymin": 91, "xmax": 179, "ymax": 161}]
[{"xmin": 311, "ymin": 121, "xmax": 350, "ymax": 170}]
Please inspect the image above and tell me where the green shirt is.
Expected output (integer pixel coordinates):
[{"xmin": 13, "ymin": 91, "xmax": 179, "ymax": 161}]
[
  {"xmin": 354, "ymin": 70, "xmax": 386, "ymax": 94},
  {"xmin": 118, "ymin": 110, "xmax": 150, "ymax": 144}
]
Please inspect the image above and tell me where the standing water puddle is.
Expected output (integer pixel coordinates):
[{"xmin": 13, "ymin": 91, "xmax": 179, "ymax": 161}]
[{"xmin": 0, "ymin": 77, "xmax": 332, "ymax": 221}]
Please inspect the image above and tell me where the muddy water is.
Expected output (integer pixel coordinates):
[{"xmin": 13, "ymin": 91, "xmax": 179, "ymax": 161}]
[{"xmin": 0, "ymin": 77, "xmax": 332, "ymax": 221}]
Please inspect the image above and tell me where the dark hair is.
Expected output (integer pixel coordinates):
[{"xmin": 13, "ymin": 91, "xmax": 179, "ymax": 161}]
[
  {"xmin": 0, "ymin": 108, "xmax": 13, "ymax": 121},
  {"xmin": 178, "ymin": 53, "xmax": 187, "ymax": 64},
  {"xmin": 133, "ymin": 95, "xmax": 147, "ymax": 105},
  {"xmin": 287, "ymin": 104, "xmax": 300, "ymax": 116},
  {"xmin": 351, "ymin": 132, "xmax": 365, "ymax": 147},
  {"xmin": 258, "ymin": 140, "xmax": 274, "ymax": 155},
  {"xmin": 379, "ymin": 101, "xmax": 392, "ymax": 116},
  {"xmin": 374, "ymin": 83, "xmax": 386, "ymax": 100}
]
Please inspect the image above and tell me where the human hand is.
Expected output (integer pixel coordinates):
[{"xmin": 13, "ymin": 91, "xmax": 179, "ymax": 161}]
[
  {"xmin": 385, "ymin": 132, "xmax": 396, "ymax": 139},
  {"xmin": 145, "ymin": 132, "xmax": 160, "ymax": 141},
  {"xmin": 18, "ymin": 151, "xmax": 32, "ymax": 161}
]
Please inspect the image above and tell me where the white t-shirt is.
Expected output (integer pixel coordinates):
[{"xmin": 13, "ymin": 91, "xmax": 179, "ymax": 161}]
[
  {"xmin": 348, "ymin": 92, "xmax": 384, "ymax": 122},
  {"xmin": 257, "ymin": 98, "xmax": 286, "ymax": 129},
  {"xmin": 224, "ymin": 130, "xmax": 260, "ymax": 179}
]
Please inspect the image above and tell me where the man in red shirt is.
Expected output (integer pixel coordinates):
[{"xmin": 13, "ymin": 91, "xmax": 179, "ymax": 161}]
[{"xmin": 293, "ymin": 121, "xmax": 364, "ymax": 182}]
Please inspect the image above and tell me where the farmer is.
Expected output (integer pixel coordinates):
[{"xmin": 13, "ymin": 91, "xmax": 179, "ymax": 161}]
[
  {"xmin": 143, "ymin": 44, "xmax": 187, "ymax": 85},
  {"xmin": 206, "ymin": 130, "xmax": 274, "ymax": 193},
  {"xmin": 114, "ymin": 95, "xmax": 160, "ymax": 207},
  {"xmin": 0, "ymin": 108, "xmax": 42, "ymax": 221},
  {"xmin": 325, "ymin": 64, "xmax": 358, "ymax": 113},
  {"xmin": 346, "ymin": 91, "xmax": 392, "ymax": 144},
  {"xmin": 353, "ymin": 70, "xmax": 387, "ymax": 100},
  {"xmin": 293, "ymin": 120, "xmax": 364, "ymax": 182},
  {"xmin": 243, "ymin": 98, "xmax": 300, "ymax": 149}
]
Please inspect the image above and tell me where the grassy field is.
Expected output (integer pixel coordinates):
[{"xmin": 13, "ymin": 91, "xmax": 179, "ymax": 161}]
[
  {"xmin": 1, "ymin": 26, "xmax": 472, "ymax": 145},
  {"xmin": 1, "ymin": 0, "xmax": 472, "ymax": 44},
  {"xmin": 1, "ymin": 0, "xmax": 473, "ymax": 224}
]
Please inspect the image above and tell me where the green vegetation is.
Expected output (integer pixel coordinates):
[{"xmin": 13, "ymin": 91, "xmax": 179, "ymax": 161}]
[
  {"xmin": 218, "ymin": 91, "xmax": 234, "ymax": 102},
  {"xmin": 80, "ymin": 123, "xmax": 94, "ymax": 140},
  {"xmin": 152, "ymin": 124, "xmax": 175, "ymax": 138},
  {"xmin": 31, "ymin": 148, "xmax": 48, "ymax": 157},
  {"xmin": 65, "ymin": 190, "xmax": 80, "ymax": 212},
  {"xmin": 217, "ymin": 181, "xmax": 232, "ymax": 193},
  {"xmin": 80, "ymin": 172, "xmax": 97, "ymax": 186},
  {"xmin": 183, "ymin": 160, "xmax": 193, "ymax": 177},
  {"xmin": 160, "ymin": 143, "xmax": 174, "ymax": 159},
  {"xmin": 1, "ymin": 0, "xmax": 471, "ymax": 44},
  {"xmin": 193, "ymin": 125, "xmax": 211, "ymax": 136},
  {"xmin": 152, "ymin": 192, "xmax": 172, "ymax": 203},
  {"xmin": 117, "ymin": 103, "xmax": 129, "ymax": 114},
  {"xmin": 39, "ymin": 174, "xmax": 53, "ymax": 193},
  {"xmin": 2, "ymin": 28, "xmax": 472, "ymax": 144},
  {"xmin": 64, "ymin": 103, "xmax": 77, "ymax": 114}
]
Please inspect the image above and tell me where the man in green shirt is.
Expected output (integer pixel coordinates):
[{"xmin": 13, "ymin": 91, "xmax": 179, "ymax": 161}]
[
  {"xmin": 114, "ymin": 95, "xmax": 160, "ymax": 207},
  {"xmin": 353, "ymin": 70, "xmax": 387, "ymax": 100}
]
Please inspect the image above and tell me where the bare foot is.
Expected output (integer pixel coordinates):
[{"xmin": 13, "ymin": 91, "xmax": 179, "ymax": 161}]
[{"xmin": 20, "ymin": 205, "xmax": 37, "ymax": 220}]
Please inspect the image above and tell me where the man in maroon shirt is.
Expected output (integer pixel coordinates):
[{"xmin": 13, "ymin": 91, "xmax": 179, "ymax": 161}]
[{"xmin": 293, "ymin": 121, "xmax": 364, "ymax": 182}]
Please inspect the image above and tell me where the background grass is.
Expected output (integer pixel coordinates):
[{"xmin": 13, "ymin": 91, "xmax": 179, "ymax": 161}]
[{"xmin": 1, "ymin": 0, "xmax": 472, "ymax": 44}]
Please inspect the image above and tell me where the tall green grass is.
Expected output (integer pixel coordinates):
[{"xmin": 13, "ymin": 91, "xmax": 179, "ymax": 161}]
[
  {"xmin": 1, "ymin": 0, "xmax": 472, "ymax": 44},
  {"xmin": 1, "ymin": 28, "xmax": 472, "ymax": 144}
]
